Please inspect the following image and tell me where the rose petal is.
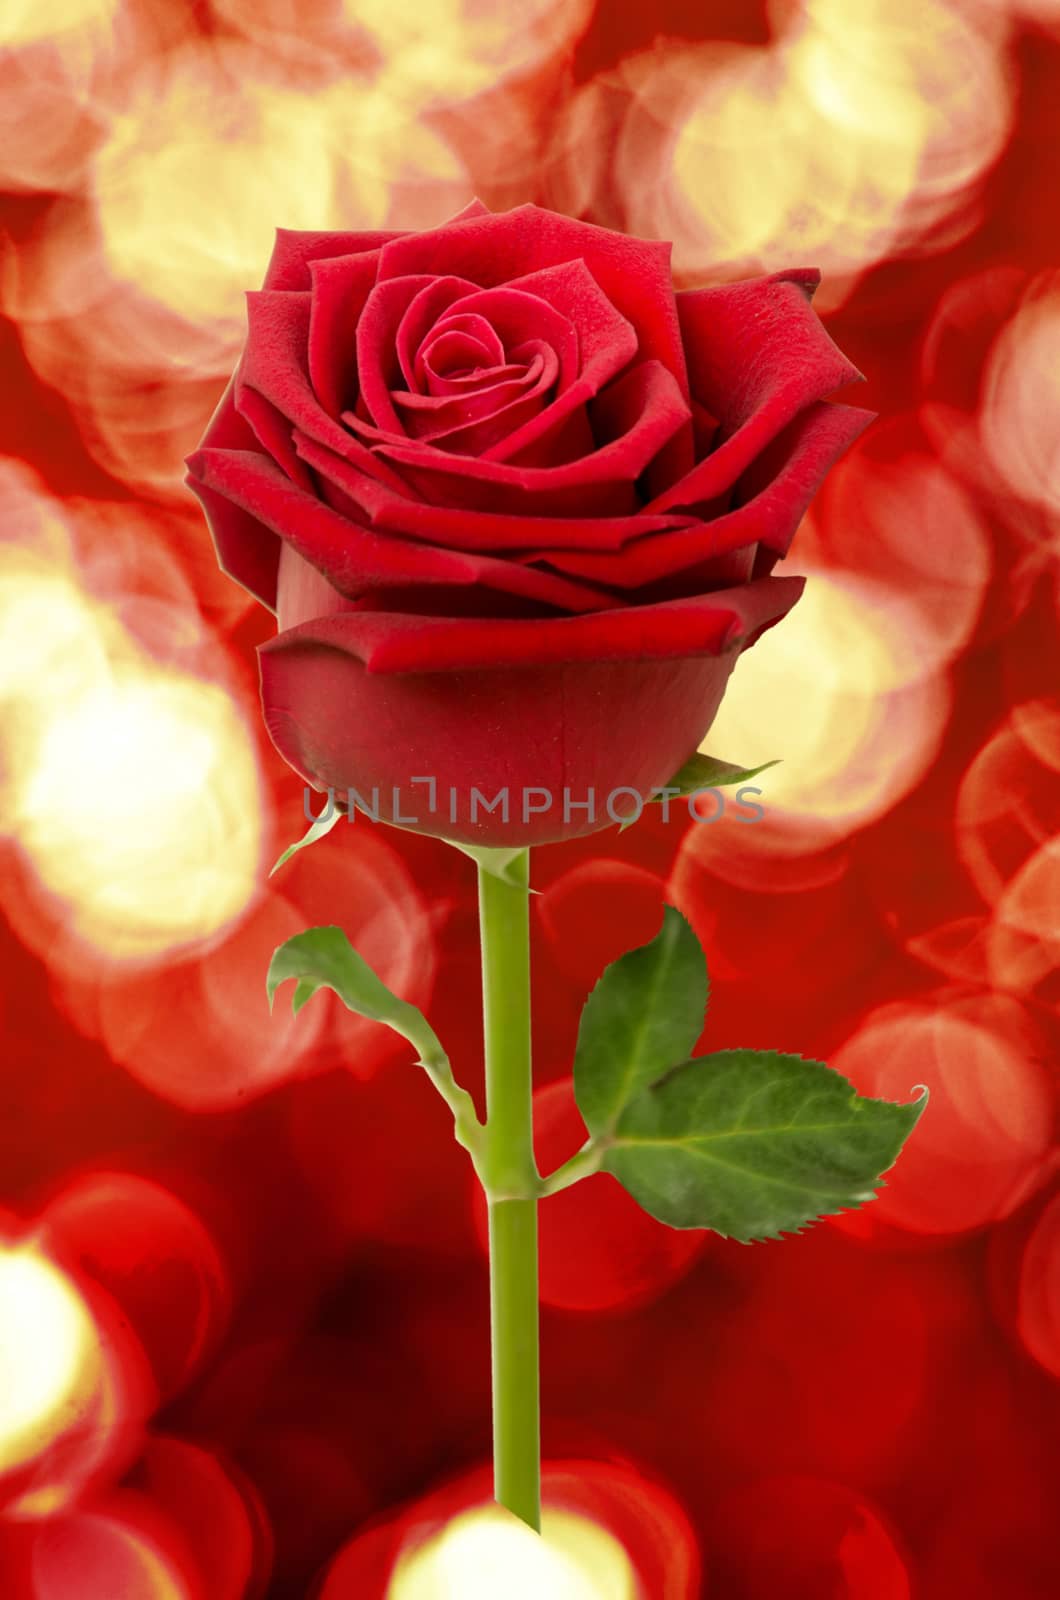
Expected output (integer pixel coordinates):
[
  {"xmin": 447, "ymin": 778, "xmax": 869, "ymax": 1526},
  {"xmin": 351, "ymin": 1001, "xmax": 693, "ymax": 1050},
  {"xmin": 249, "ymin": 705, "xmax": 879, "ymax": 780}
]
[
  {"xmin": 355, "ymin": 259, "xmax": 646, "ymax": 470},
  {"xmin": 392, "ymin": 354, "xmax": 546, "ymax": 433},
  {"xmin": 676, "ymin": 268, "xmax": 857, "ymax": 427},
  {"xmin": 277, "ymin": 545, "xmax": 565, "ymax": 631},
  {"xmin": 415, "ymin": 317, "xmax": 506, "ymax": 387},
  {"xmin": 377, "ymin": 203, "xmax": 691, "ymax": 399},
  {"xmin": 650, "ymin": 268, "xmax": 865, "ymax": 514},
  {"xmin": 394, "ymin": 370, "xmax": 540, "ymax": 429},
  {"xmin": 257, "ymin": 582, "xmax": 803, "ymax": 845},
  {"xmin": 234, "ymin": 385, "xmax": 316, "ymax": 490},
  {"xmin": 464, "ymin": 259, "xmax": 642, "ymax": 468},
  {"xmin": 357, "ymin": 275, "xmax": 480, "ymax": 431},
  {"xmin": 259, "ymin": 645, "xmax": 746, "ymax": 847},
  {"xmin": 528, "ymin": 401, "xmax": 874, "ymax": 588},
  {"xmin": 307, "ymin": 250, "xmax": 381, "ymax": 416},
  {"xmin": 264, "ymin": 229, "xmax": 405, "ymax": 293},
  {"xmin": 362, "ymin": 359, "xmax": 691, "ymax": 516},
  {"xmin": 185, "ymin": 363, "xmax": 283, "ymax": 607},
  {"xmin": 393, "ymin": 365, "xmax": 556, "ymax": 455},
  {"xmin": 199, "ymin": 361, "xmax": 261, "ymax": 454},
  {"xmin": 416, "ymin": 283, "xmax": 579, "ymax": 390},
  {"xmin": 291, "ymin": 430, "xmax": 696, "ymax": 552},
  {"xmin": 641, "ymin": 544, "xmax": 756, "ymax": 597},
  {"xmin": 184, "ymin": 447, "xmax": 618, "ymax": 614},
  {"xmin": 418, "ymin": 355, "xmax": 528, "ymax": 396},
  {"xmin": 262, "ymin": 197, "xmax": 490, "ymax": 291},
  {"xmin": 417, "ymin": 330, "xmax": 499, "ymax": 386},
  {"xmin": 238, "ymin": 288, "xmax": 411, "ymax": 496},
  {"xmin": 395, "ymin": 279, "xmax": 494, "ymax": 391},
  {"xmin": 500, "ymin": 258, "xmax": 638, "ymax": 392},
  {"xmin": 186, "ymin": 473, "xmax": 281, "ymax": 613},
  {"xmin": 261, "ymin": 574, "xmax": 804, "ymax": 675}
]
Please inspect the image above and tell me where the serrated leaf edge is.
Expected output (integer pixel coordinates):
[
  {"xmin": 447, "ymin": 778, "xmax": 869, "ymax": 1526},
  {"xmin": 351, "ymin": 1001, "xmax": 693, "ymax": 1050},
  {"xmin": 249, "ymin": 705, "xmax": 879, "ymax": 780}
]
[{"xmin": 603, "ymin": 1049, "xmax": 928, "ymax": 1243}]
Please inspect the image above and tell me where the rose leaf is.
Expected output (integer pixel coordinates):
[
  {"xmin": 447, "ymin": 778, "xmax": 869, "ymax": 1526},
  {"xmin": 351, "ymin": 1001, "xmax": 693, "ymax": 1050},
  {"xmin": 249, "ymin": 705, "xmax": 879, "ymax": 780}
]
[
  {"xmin": 617, "ymin": 754, "xmax": 780, "ymax": 832},
  {"xmin": 267, "ymin": 924, "xmax": 445, "ymax": 1069},
  {"xmin": 602, "ymin": 1049, "xmax": 929, "ymax": 1242},
  {"xmin": 269, "ymin": 809, "xmax": 342, "ymax": 877},
  {"xmin": 573, "ymin": 905, "xmax": 709, "ymax": 1138}
]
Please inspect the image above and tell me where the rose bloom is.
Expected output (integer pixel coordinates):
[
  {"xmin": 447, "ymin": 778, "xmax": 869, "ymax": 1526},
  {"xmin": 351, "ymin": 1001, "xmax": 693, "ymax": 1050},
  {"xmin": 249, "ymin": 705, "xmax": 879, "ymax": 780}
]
[{"xmin": 186, "ymin": 200, "xmax": 869, "ymax": 846}]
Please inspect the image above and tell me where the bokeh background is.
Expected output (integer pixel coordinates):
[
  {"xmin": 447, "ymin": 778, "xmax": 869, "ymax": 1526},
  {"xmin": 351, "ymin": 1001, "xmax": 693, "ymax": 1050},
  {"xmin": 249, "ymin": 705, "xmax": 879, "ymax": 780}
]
[{"xmin": 1, "ymin": 0, "xmax": 1059, "ymax": 1594}]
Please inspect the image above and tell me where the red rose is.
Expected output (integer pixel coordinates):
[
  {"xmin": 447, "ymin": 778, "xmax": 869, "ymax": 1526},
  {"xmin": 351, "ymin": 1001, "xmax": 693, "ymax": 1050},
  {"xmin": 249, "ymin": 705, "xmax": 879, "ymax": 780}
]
[{"xmin": 186, "ymin": 200, "xmax": 870, "ymax": 846}]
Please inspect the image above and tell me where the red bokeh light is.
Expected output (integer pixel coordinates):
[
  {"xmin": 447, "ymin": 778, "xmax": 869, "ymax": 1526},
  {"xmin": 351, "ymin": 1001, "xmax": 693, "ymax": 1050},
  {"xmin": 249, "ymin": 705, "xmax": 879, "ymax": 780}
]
[{"xmin": 1, "ymin": 0, "xmax": 1058, "ymax": 1592}]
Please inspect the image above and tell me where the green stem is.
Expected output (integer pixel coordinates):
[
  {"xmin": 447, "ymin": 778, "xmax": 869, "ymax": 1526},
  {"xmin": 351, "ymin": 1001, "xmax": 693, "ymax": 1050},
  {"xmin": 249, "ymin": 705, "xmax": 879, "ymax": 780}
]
[
  {"xmin": 478, "ymin": 847, "xmax": 541, "ymax": 1533},
  {"xmin": 538, "ymin": 1137, "xmax": 607, "ymax": 1196}
]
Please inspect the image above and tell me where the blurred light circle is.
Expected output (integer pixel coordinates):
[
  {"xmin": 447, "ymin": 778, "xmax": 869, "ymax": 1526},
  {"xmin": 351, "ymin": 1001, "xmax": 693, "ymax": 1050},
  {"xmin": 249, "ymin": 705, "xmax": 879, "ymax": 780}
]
[
  {"xmin": 432, "ymin": 79, "xmax": 557, "ymax": 211},
  {"xmin": 0, "ymin": 526, "xmax": 262, "ymax": 960},
  {"xmin": 535, "ymin": 858, "xmax": 668, "ymax": 990},
  {"xmin": 1, "ymin": 0, "xmax": 117, "ymax": 42},
  {"xmin": 0, "ymin": 1247, "xmax": 103, "ymax": 1482},
  {"xmin": 0, "ymin": 1223, "xmax": 160, "ymax": 1519},
  {"xmin": 692, "ymin": 1226, "xmax": 945, "ymax": 1481},
  {"xmin": 3, "ymin": 664, "xmax": 261, "ymax": 959},
  {"xmin": 830, "ymin": 996, "xmax": 1054, "ymax": 1234},
  {"xmin": 808, "ymin": 437, "xmax": 992, "ymax": 673},
  {"xmin": 232, "ymin": 1422, "xmax": 367, "ymax": 1592},
  {"xmin": 954, "ymin": 702, "xmax": 1060, "ymax": 909},
  {"xmin": 75, "ymin": 819, "xmax": 436, "ymax": 1110},
  {"xmin": 916, "ymin": 265, "xmax": 1060, "ymax": 628},
  {"xmin": 1012, "ymin": 696, "xmax": 1060, "ymax": 772},
  {"xmin": 353, "ymin": 0, "xmax": 595, "ymax": 107},
  {"xmin": 31, "ymin": 1511, "xmax": 191, "ymax": 1600},
  {"xmin": 7, "ymin": 45, "xmax": 471, "ymax": 495},
  {"xmin": 91, "ymin": 886, "xmax": 328, "ymax": 1110},
  {"xmin": 918, "ymin": 266, "xmax": 1030, "ymax": 494},
  {"xmin": 387, "ymin": 1503, "xmax": 637, "ymax": 1600},
  {"xmin": 667, "ymin": 838, "xmax": 889, "ymax": 1017},
  {"xmin": 0, "ymin": 0, "xmax": 155, "ymax": 195},
  {"xmin": 135, "ymin": 1435, "xmax": 274, "ymax": 1600},
  {"xmin": 541, "ymin": 74, "xmax": 626, "ymax": 230},
  {"xmin": 684, "ymin": 564, "xmax": 951, "ymax": 872},
  {"xmin": 90, "ymin": 43, "xmax": 470, "ymax": 366},
  {"xmin": 270, "ymin": 816, "xmax": 442, "ymax": 1081},
  {"xmin": 212, "ymin": 0, "xmax": 594, "ymax": 98},
  {"xmin": 1016, "ymin": 1189, "xmax": 1060, "ymax": 1379},
  {"xmin": 206, "ymin": 0, "xmax": 374, "ymax": 70},
  {"xmin": 0, "ymin": 566, "xmax": 110, "ymax": 708},
  {"xmin": 707, "ymin": 1474, "xmax": 912, "ymax": 1599},
  {"xmin": 608, "ymin": 0, "xmax": 1011, "ymax": 302},
  {"xmin": 980, "ymin": 272, "xmax": 1060, "ymax": 513},
  {"xmin": 37, "ymin": 1173, "xmax": 231, "ymax": 1402},
  {"xmin": 988, "ymin": 836, "xmax": 1060, "ymax": 1008},
  {"xmin": 788, "ymin": 0, "xmax": 1012, "ymax": 224},
  {"xmin": 904, "ymin": 914, "xmax": 993, "ymax": 989},
  {"xmin": 15, "ymin": 672, "xmax": 259, "ymax": 952},
  {"xmin": 1, "ymin": 205, "xmax": 240, "ymax": 492},
  {"xmin": 93, "ymin": 49, "xmax": 341, "ymax": 343},
  {"xmin": 319, "ymin": 1458, "xmax": 699, "ymax": 1598}
]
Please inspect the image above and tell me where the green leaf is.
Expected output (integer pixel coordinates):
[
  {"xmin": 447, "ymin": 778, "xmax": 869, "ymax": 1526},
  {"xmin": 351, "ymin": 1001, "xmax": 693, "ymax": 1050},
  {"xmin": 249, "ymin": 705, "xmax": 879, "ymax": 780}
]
[
  {"xmin": 603, "ymin": 1049, "xmax": 928, "ymax": 1242},
  {"xmin": 573, "ymin": 905, "xmax": 709, "ymax": 1138},
  {"xmin": 617, "ymin": 753, "xmax": 779, "ymax": 831},
  {"xmin": 266, "ymin": 925, "xmax": 445, "ymax": 1068},
  {"xmin": 269, "ymin": 809, "xmax": 342, "ymax": 876},
  {"xmin": 445, "ymin": 840, "xmax": 539, "ymax": 894},
  {"xmin": 665, "ymin": 752, "xmax": 780, "ymax": 794}
]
